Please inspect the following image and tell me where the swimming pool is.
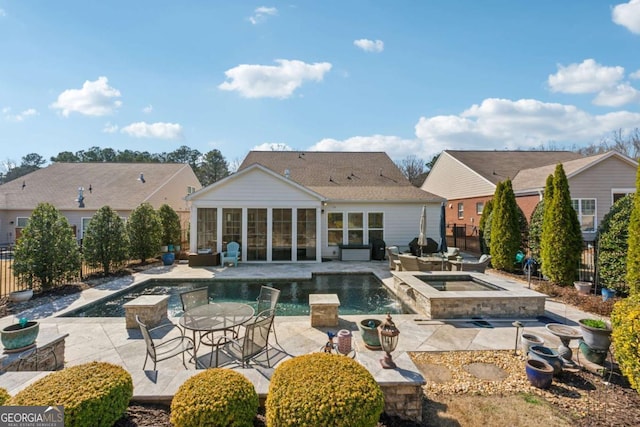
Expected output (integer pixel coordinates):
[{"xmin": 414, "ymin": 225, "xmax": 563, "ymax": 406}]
[
  {"xmin": 416, "ymin": 275, "xmax": 504, "ymax": 291},
  {"xmin": 61, "ymin": 274, "xmax": 411, "ymax": 317}
]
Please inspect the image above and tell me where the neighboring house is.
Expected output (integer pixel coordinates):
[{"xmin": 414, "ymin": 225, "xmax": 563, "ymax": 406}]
[
  {"xmin": 421, "ymin": 150, "xmax": 638, "ymax": 241},
  {"xmin": 0, "ymin": 163, "xmax": 201, "ymax": 245},
  {"xmin": 186, "ymin": 151, "xmax": 443, "ymax": 262}
]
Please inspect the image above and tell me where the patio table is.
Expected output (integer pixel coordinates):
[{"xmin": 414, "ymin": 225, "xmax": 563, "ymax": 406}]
[{"xmin": 179, "ymin": 302, "xmax": 254, "ymax": 368}]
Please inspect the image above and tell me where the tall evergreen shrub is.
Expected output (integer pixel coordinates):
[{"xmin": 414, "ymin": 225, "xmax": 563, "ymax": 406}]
[
  {"xmin": 540, "ymin": 164, "xmax": 583, "ymax": 285},
  {"xmin": 127, "ymin": 203, "xmax": 162, "ymax": 263},
  {"xmin": 528, "ymin": 200, "xmax": 544, "ymax": 263},
  {"xmin": 158, "ymin": 204, "xmax": 182, "ymax": 248},
  {"xmin": 478, "ymin": 199, "xmax": 493, "ymax": 254},
  {"xmin": 83, "ymin": 206, "xmax": 129, "ymax": 275},
  {"xmin": 597, "ymin": 194, "xmax": 634, "ymax": 294},
  {"xmin": 489, "ymin": 179, "xmax": 521, "ymax": 272},
  {"xmin": 540, "ymin": 174, "xmax": 554, "ymax": 274},
  {"xmin": 13, "ymin": 202, "xmax": 81, "ymax": 290}
]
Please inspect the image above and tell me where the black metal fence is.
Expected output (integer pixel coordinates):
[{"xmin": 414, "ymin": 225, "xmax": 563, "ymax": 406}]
[{"xmin": 446, "ymin": 223, "xmax": 482, "ymax": 254}]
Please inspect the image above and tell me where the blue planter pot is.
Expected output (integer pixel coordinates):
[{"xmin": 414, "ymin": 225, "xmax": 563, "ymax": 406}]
[
  {"xmin": 1, "ymin": 321, "xmax": 39, "ymax": 351},
  {"xmin": 161, "ymin": 253, "xmax": 175, "ymax": 266},
  {"xmin": 529, "ymin": 345, "xmax": 563, "ymax": 376},
  {"xmin": 601, "ymin": 287, "xmax": 615, "ymax": 302},
  {"xmin": 525, "ymin": 359, "xmax": 553, "ymax": 389}
]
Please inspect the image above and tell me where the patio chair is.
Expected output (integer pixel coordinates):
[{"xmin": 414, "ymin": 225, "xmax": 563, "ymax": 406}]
[
  {"xmin": 179, "ymin": 287, "xmax": 219, "ymax": 348},
  {"xmin": 444, "ymin": 247, "xmax": 460, "ymax": 260},
  {"xmin": 386, "ymin": 246, "xmax": 400, "ymax": 270},
  {"xmin": 457, "ymin": 254, "xmax": 492, "ymax": 273},
  {"xmin": 136, "ymin": 315, "xmax": 195, "ymax": 370},
  {"xmin": 256, "ymin": 285, "xmax": 281, "ymax": 344},
  {"xmin": 221, "ymin": 241, "xmax": 240, "ymax": 267},
  {"xmin": 398, "ymin": 254, "xmax": 420, "ymax": 271},
  {"xmin": 213, "ymin": 308, "xmax": 275, "ymax": 368}
]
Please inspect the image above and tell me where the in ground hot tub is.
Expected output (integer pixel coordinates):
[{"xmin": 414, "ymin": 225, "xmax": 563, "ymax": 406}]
[{"xmin": 390, "ymin": 272, "xmax": 546, "ymax": 319}]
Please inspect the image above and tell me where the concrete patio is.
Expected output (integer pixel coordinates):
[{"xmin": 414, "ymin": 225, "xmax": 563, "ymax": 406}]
[{"xmin": 0, "ymin": 260, "xmax": 598, "ymax": 421}]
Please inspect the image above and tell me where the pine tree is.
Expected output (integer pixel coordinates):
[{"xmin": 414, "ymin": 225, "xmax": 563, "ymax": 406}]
[
  {"xmin": 83, "ymin": 206, "xmax": 129, "ymax": 275},
  {"xmin": 127, "ymin": 203, "xmax": 162, "ymax": 263},
  {"xmin": 13, "ymin": 202, "xmax": 82, "ymax": 290},
  {"xmin": 489, "ymin": 179, "xmax": 521, "ymax": 272},
  {"xmin": 541, "ymin": 164, "xmax": 582, "ymax": 285}
]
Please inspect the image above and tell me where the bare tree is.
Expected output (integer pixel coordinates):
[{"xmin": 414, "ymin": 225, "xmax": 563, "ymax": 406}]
[{"xmin": 395, "ymin": 155, "xmax": 425, "ymax": 187}]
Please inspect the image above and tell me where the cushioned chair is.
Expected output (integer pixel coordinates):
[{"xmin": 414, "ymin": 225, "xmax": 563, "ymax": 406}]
[
  {"xmin": 137, "ymin": 315, "xmax": 195, "ymax": 370},
  {"xmin": 457, "ymin": 254, "xmax": 492, "ymax": 273},
  {"xmin": 221, "ymin": 242, "xmax": 240, "ymax": 267},
  {"xmin": 445, "ymin": 247, "xmax": 460, "ymax": 260},
  {"xmin": 398, "ymin": 254, "xmax": 420, "ymax": 271},
  {"xmin": 386, "ymin": 246, "xmax": 400, "ymax": 270}
]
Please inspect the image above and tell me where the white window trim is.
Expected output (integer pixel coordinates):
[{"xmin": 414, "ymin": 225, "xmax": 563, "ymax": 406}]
[
  {"xmin": 367, "ymin": 211, "xmax": 384, "ymax": 244},
  {"xmin": 327, "ymin": 211, "xmax": 344, "ymax": 246},
  {"xmin": 16, "ymin": 217, "xmax": 29, "ymax": 228},
  {"xmin": 571, "ymin": 198, "xmax": 597, "ymax": 233},
  {"xmin": 81, "ymin": 217, "xmax": 92, "ymax": 239},
  {"xmin": 457, "ymin": 203, "xmax": 464, "ymax": 219},
  {"xmin": 346, "ymin": 211, "xmax": 364, "ymax": 245}
]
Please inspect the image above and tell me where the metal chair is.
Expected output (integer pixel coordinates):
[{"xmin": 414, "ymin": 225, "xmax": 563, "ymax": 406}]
[
  {"xmin": 256, "ymin": 286, "xmax": 281, "ymax": 344},
  {"xmin": 136, "ymin": 315, "xmax": 195, "ymax": 370},
  {"xmin": 214, "ymin": 308, "xmax": 275, "ymax": 368},
  {"xmin": 221, "ymin": 241, "xmax": 240, "ymax": 267},
  {"xmin": 179, "ymin": 287, "xmax": 219, "ymax": 349}
]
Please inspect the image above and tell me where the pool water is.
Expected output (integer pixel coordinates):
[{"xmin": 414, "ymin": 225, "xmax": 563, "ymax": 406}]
[
  {"xmin": 61, "ymin": 274, "xmax": 411, "ymax": 317},
  {"xmin": 417, "ymin": 275, "xmax": 504, "ymax": 291}
]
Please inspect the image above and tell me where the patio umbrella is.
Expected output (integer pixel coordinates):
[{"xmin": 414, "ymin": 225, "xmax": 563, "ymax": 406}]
[
  {"xmin": 437, "ymin": 202, "xmax": 448, "ymax": 254},
  {"xmin": 418, "ymin": 205, "xmax": 428, "ymax": 251}
]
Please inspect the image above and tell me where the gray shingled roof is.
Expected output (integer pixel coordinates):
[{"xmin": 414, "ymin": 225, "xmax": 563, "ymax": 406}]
[
  {"xmin": 239, "ymin": 151, "xmax": 443, "ymax": 202},
  {"xmin": 447, "ymin": 150, "xmax": 585, "ymax": 185},
  {"xmin": 0, "ymin": 163, "xmax": 193, "ymax": 210}
]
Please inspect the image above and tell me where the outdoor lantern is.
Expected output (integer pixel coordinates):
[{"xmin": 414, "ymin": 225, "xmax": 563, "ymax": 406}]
[{"xmin": 377, "ymin": 313, "xmax": 400, "ymax": 369}]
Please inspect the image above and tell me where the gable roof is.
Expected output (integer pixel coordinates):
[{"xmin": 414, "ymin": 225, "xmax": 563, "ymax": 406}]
[
  {"xmin": 238, "ymin": 151, "xmax": 442, "ymax": 202},
  {"xmin": 446, "ymin": 150, "xmax": 585, "ymax": 185},
  {"xmin": 0, "ymin": 163, "xmax": 197, "ymax": 211},
  {"xmin": 512, "ymin": 150, "xmax": 639, "ymax": 192}
]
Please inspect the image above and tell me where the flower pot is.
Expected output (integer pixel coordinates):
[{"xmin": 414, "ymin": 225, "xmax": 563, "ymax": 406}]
[
  {"xmin": 578, "ymin": 340, "xmax": 608, "ymax": 365},
  {"xmin": 161, "ymin": 252, "xmax": 175, "ymax": 266},
  {"xmin": 161, "ymin": 245, "xmax": 169, "ymax": 253},
  {"xmin": 601, "ymin": 287, "xmax": 615, "ymax": 302},
  {"xmin": 359, "ymin": 319, "xmax": 382, "ymax": 350},
  {"xmin": 1, "ymin": 320, "xmax": 39, "ymax": 351},
  {"xmin": 521, "ymin": 333, "xmax": 544, "ymax": 356},
  {"xmin": 8, "ymin": 289, "xmax": 33, "ymax": 303},
  {"xmin": 525, "ymin": 359, "xmax": 553, "ymax": 389},
  {"xmin": 578, "ymin": 319, "xmax": 612, "ymax": 351},
  {"xmin": 528, "ymin": 345, "xmax": 563, "ymax": 376},
  {"xmin": 574, "ymin": 281, "xmax": 591, "ymax": 295}
]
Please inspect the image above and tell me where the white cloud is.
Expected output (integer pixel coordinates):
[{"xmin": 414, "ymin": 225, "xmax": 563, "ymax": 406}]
[
  {"xmin": 630, "ymin": 69, "xmax": 640, "ymax": 79},
  {"xmin": 120, "ymin": 122, "xmax": 183, "ymax": 139},
  {"xmin": 593, "ymin": 83, "xmax": 640, "ymax": 106},
  {"xmin": 353, "ymin": 39, "xmax": 384, "ymax": 53},
  {"xmin": 142, "ymin": 105, "xmax": 153, "ymax": 114},
  {"xmin": 413, "ymin": 98, "xmax": 640, "ymax": 156},
  {"xmin": 102, "ymin": 122, "xmax": 119, "ymax": 133},
  {"xmin": 310, "ymin": 135, "xmax": 422, "ymax": 160},
  {"xmin": 50, "ymin": 76, "xmax": 122, "ymax": 117},
  {"xmin": 249, "ymin": 6, "xmax": 277, "ymax": 24},
  {"xmin": 4, "ymin": 108, "xmax": 38, "ymax": 122},
  {"xmin": 612, "ymin": 0, "xmax": 640, "ymax": 34},
  {"xmin": 252, "ymin": 142, "xmax": 293, "ymax": 151},
  {"xmin": 219, "ymin": 59, "xmax": 332, "ymax": 99},
  {"xmin": 548, "ymin": 59, "xmax": 624, "ymax": 94}
]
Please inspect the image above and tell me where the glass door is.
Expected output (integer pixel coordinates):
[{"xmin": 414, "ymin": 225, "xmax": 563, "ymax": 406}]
[{"xmin": 247, "ymin": 208, "xmax": 267, "ymax": 261}]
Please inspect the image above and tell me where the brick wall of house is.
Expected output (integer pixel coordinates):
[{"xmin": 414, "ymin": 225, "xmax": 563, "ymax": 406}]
[{"xmin": 516, "ymin": 194, "xmax": 542, "ymax": 221}]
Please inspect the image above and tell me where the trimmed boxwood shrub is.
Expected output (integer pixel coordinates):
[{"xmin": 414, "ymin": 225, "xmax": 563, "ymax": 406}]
[
  {"xmin": 0, "ymin": 387, "xmax": 10, "ymax": 405},
  {"xmin": 170, "ymin": 368, "xmax": 258, "ymax": 427},
  {"xmin": 597, "ymin": 194, "xmax": 634, "ymax": 295},
  {"xmin": 266, "ymin": 352, "xmax": 384, "ymax": 427},
  {"xmin": 7, "ymin": 361, "xmax": 132, "ymax": 427}
]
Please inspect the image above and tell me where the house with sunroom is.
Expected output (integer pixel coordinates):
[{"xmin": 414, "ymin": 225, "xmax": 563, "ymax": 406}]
[
  {"xmin": 0, "ymin": 162, "xmax": 201, "ymax": 246},
  {"xmin": 186, "ymin": 151, "xmax": 444, "ymax": 262},
  {"xmin": 421, "ymin": 150, "xmax": 638, "ymax": 241}
]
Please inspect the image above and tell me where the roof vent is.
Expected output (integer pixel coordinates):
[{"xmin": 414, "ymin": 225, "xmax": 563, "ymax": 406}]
[
  {"xmin": 284, "ymin": 169, "xmax": 290, "ymax": 178},
  {"xmin": 138, "ymin": 173, "xmax": 146, "ymax": 183}
]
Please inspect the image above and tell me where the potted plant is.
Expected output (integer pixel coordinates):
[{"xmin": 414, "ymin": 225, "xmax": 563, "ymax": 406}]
[
  {"xmin": 9, "ymin": 278, "xmax": 34, "ymax": 303},
  {"xmin": 358, "ymin": 319, "xmax": 382, "ymax": 350},
  {"xmin": 578, "ymin": 318, "xmax": 612, "ymax": 351},
  {"xmin": 1, "ymin": 318, "xmax": 39, "ymax": 351}
]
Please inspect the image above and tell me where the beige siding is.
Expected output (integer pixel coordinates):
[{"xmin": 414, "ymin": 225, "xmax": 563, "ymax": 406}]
[
  {"xmin": 568, "ymin": 156, "xmax": 637, "ymax": 239},
  {"xmin": 421, "ymin": 152, "xmax": 495, "ymax": 199},
  {"xmin": 145, "ymin": 166, "xmax": 200, "ymax": 214},
  {"xmin": 321, "ymin": 202, "xmax": 440, "ymax": 257}
]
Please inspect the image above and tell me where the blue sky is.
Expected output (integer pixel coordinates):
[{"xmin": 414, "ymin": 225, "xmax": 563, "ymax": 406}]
[{"xmin": 1, "ymin": 1, "xmax": 640, "ymax": 170}]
